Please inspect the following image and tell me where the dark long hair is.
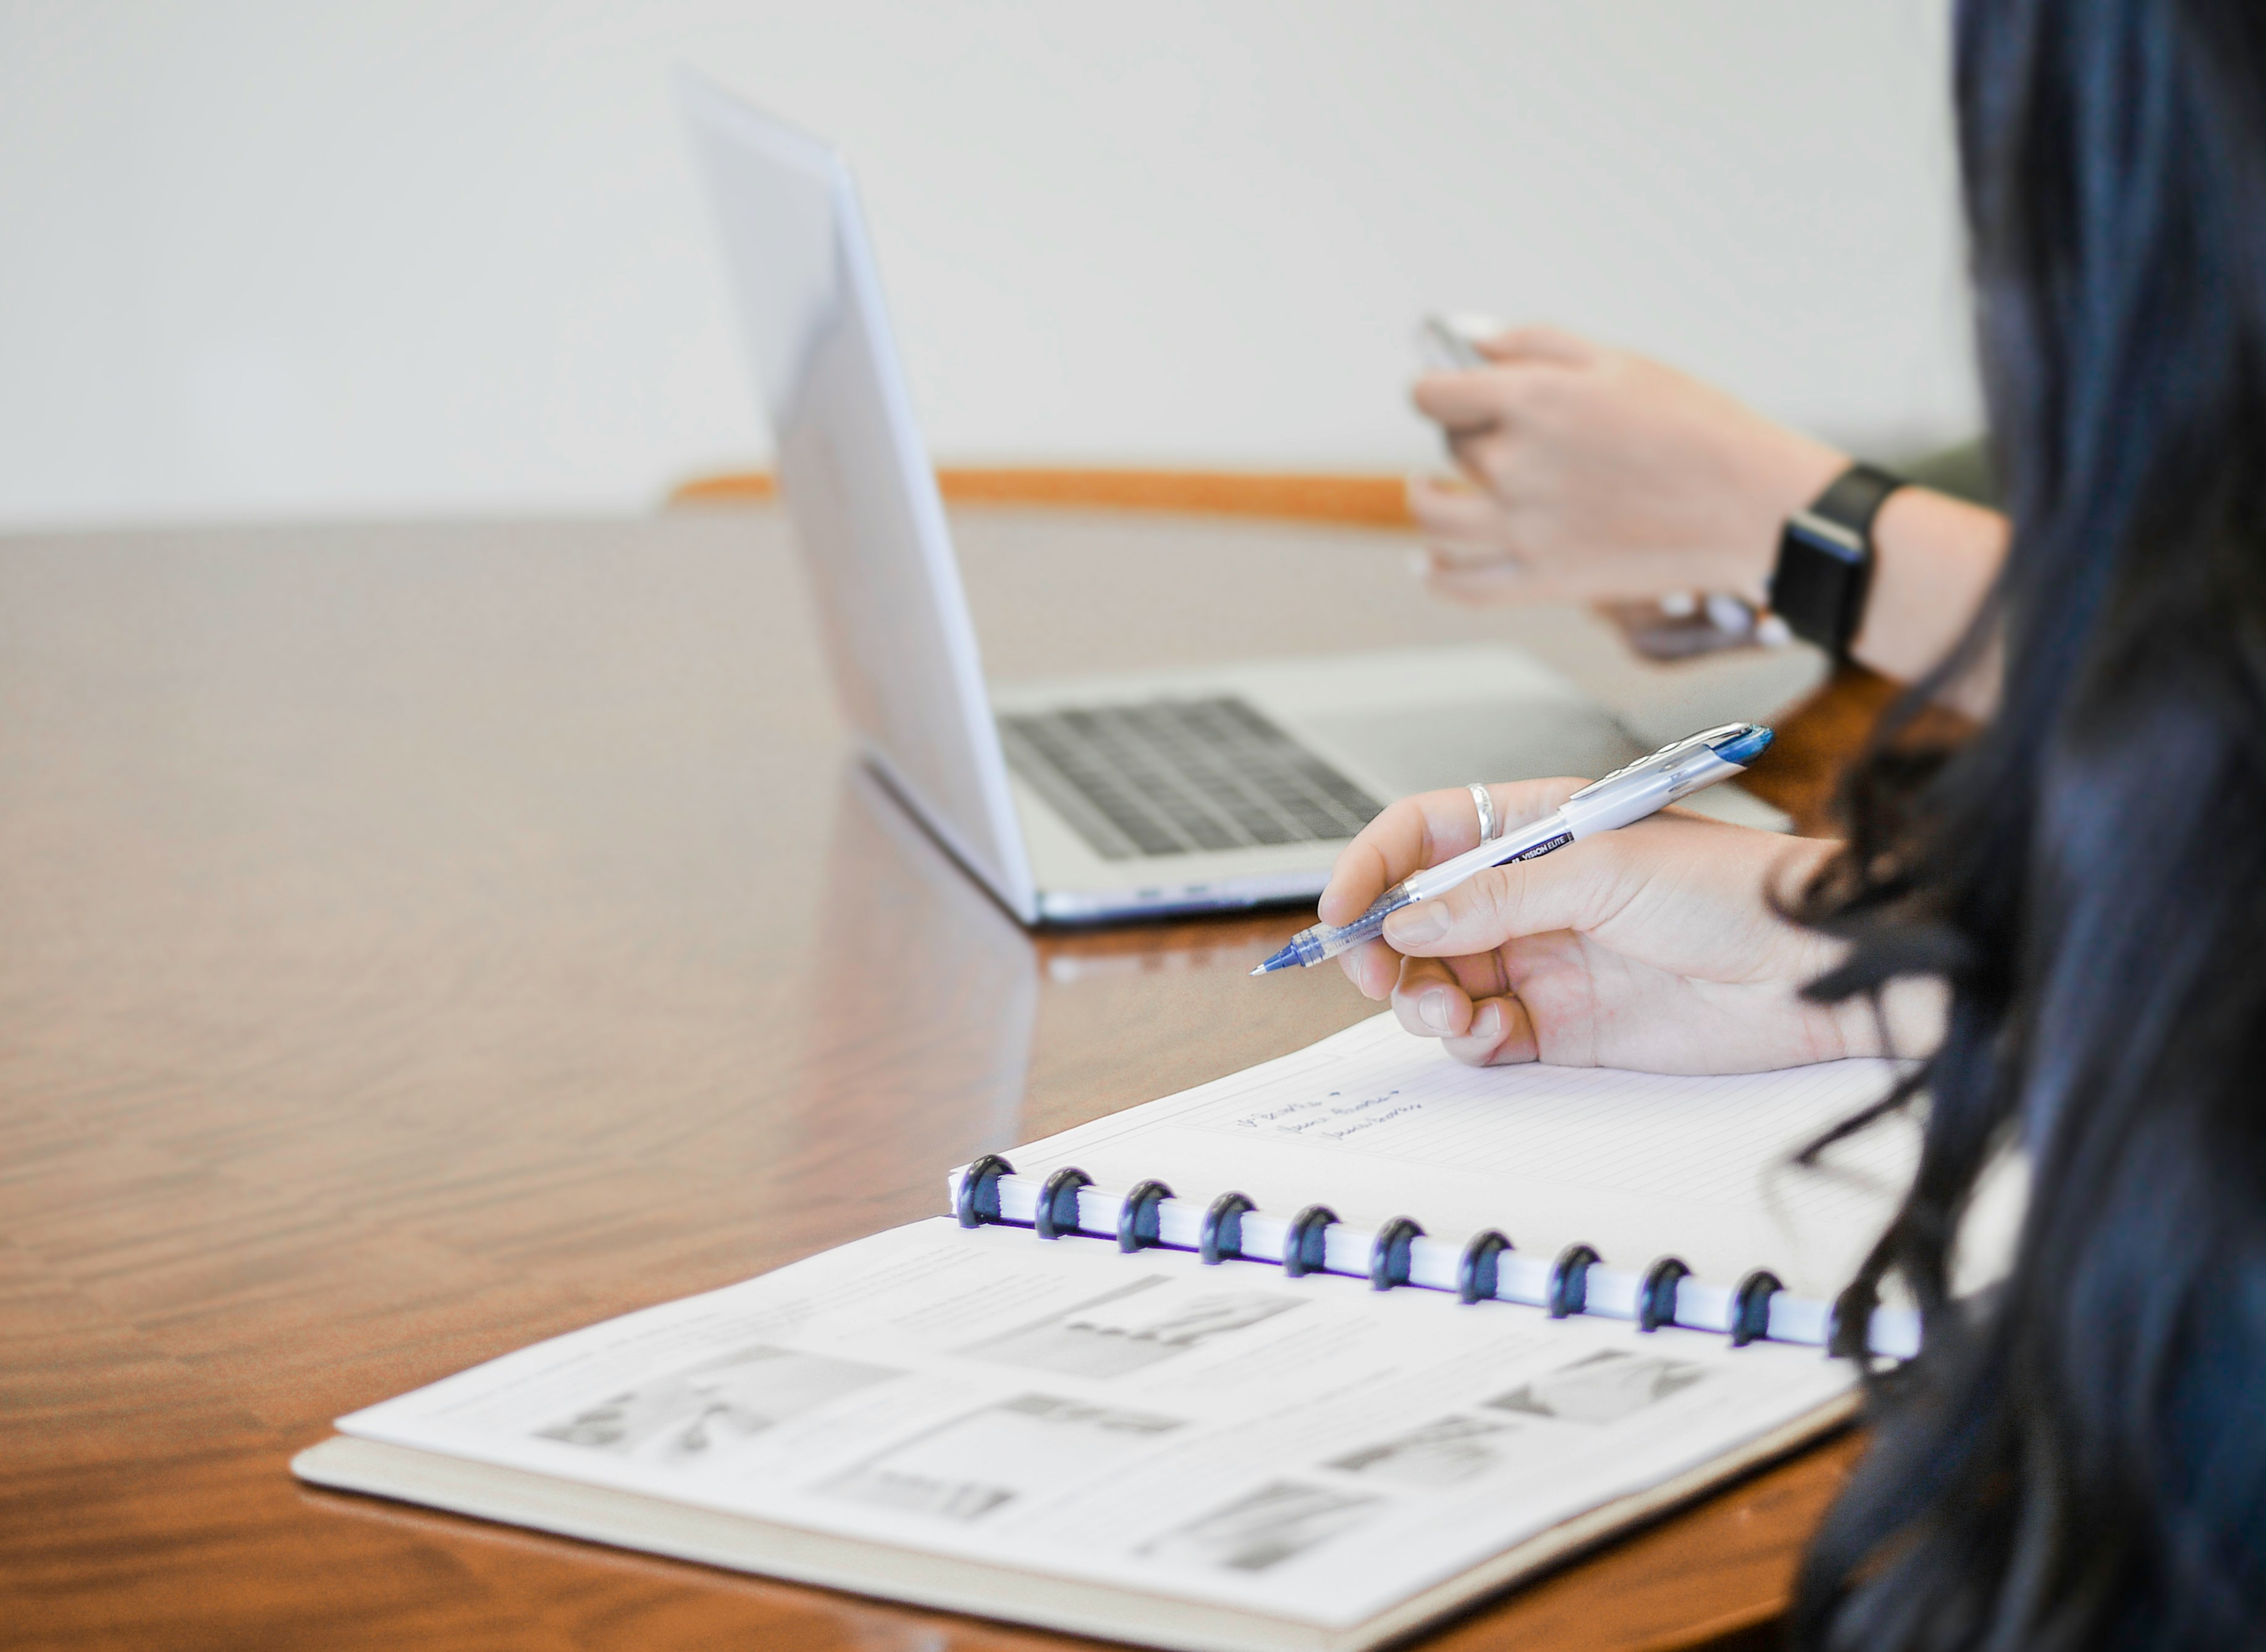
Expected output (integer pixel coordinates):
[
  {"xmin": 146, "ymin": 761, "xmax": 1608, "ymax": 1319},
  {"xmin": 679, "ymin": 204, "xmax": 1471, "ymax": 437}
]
[{"xmin": 1790, "ymin": 1, "xmax": 2266, "ymax": 1646}]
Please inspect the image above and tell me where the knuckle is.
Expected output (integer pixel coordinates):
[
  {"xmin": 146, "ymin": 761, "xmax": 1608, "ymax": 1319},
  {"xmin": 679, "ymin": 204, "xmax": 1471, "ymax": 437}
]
[
  {"xmin": 1480, "ymin": 867, "xmax": 1528, "ymax": 933},
  {"xmin": 1465, "ymin": 434, "xmax": 1515, "ymax": 478},
  {"xmin": 1518, "ymin": 376, "xmax": 1570, "ymax": 423},
  {"xmin": 1446, "ymin": 868, "xmax": 1517, "ymax": 939}
]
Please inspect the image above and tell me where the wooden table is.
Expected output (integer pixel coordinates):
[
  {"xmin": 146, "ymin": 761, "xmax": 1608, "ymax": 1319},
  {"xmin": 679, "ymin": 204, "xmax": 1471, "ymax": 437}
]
[{"xmin": 0, "ymin": 504, "xmax": 1885, "ymax": 1652}]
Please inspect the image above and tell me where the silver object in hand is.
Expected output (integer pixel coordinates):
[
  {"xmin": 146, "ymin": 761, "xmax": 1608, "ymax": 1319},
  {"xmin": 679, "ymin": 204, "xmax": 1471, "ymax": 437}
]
[{"xmin": 1467, "ymin": 782, "xmax": 1499, "ymax": 843}]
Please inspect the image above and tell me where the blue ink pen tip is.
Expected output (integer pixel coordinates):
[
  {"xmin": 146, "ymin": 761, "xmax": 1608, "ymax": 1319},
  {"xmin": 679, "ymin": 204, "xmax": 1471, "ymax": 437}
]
[{"xmin": 1712, "ymin": 724, "xmax": 1774, "ymax": 767}]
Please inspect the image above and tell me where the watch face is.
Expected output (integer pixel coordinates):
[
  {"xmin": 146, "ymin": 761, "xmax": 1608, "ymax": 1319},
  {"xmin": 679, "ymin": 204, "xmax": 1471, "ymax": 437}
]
[
  {"xmin": 1769, "ymin": 515, "xmax": 1871, "ymax": 655},
  {"xmin": 1786, "ymin": 509, "xmax": 1869, "ymax": 568}
]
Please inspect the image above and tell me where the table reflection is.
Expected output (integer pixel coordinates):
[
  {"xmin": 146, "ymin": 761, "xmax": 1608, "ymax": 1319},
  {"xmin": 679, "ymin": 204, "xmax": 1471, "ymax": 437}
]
[{"xmin": 794, "ymin": 764, "xmax": 1037, "ymax": 1198}]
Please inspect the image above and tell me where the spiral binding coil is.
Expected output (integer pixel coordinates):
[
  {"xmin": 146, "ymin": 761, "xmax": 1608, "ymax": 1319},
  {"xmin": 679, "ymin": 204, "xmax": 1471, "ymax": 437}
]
[
  {"xmin": 1548, "ymin": 1243, "xmax": 1599, "ymax": 1318},
  {"xmin": 1731, "ymin": 1270, "xmax": 1783, "ymax": 1347},
  {"xmin": 1638, "ymin": 1257, "xmax": 1691, "ymax": 1333},
  {"xmin": 950, "ymin": 1158, "xmax": 1913, "ymax": 1357},
  {"xmin": 1369, "ymin": 1216, "xmax": 1424, "ymax": 1291},
  {"xmin": 1200, "ymin": 1191, "xmax": 1255, "ymax": 1266},
  {"xmin": 1283, "ymin": 1204, "xmax": 1337, "ymax": 1278},
  {"xmin": 1033, "ymin": 1167, "xmax": 1092, "ymax": 1240},
  {"xmin": 1457, "ymin": 1229, "xmax": 1514, "ymax": 1305},
  {"xmin": 1117, "ymin": 1179, "xmax": 1173, "ymax": 1252}
]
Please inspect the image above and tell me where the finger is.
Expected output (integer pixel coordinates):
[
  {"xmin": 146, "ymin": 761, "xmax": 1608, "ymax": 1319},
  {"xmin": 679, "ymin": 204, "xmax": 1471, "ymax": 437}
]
[
  {"xmin": 1392, "ymin": 957, "xmax": 1473, "ymax": 1039},
  {"xmin": 1409, "ymin": 368, "xmax": 1528, "ymax": 434},
  {"xmin": 1380, "ymin": 836, "xmax": 1638, "ymax": 958},
  {"xmin": 1443, "ymin": 428, "xmax": 1522, "ymax": 494},
  {"xmin": 1429, "ymin": 544, "xmax": 1733, "ymax": 607},
  {"xmin": 1405, "ymin": 470, "xmax": 1481, "ymax": 505},
  {"xmin": 1320, "ymin": 793, "xmax": 1467, "ymax": 925},
  {"xmin": 1342, "ymin": 924, "xmax": 1508, "ymax": 1000},
  {"xmin": 1441, "ymin": 994, "xmax": 1541, "ymax": 1065},
  {"xmin": 1394, "ymin": 953, "xmax": 1515, "ymax": 1035},
  {"xmin": 1420, "ymin": 551, "xmax": 1538, "ymax": 605},
  {"xmin": 1407, "ymin": 477, "xmax": 1512, "ymax": 553},
  {"xmin": 1335, "ymin": 935, "xmax": 1400, "ymax": 1000},
  {"xmin": 1473, "ymin": 324, "xmax": 1598, "ymax": 366},
  {"xmin": 1423, "ymin": 552, "xmax": 1610, "ymax": 606},
  {"xmin": 1318, "ymin": 777, "xmax": 1590, "ymax": 927}
]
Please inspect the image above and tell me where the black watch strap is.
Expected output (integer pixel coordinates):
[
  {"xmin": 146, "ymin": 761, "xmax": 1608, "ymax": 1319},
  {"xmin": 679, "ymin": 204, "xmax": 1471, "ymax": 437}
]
[{"xmin": 1767, "ymin": 461, "xmax": 1905, "ymax": 658}]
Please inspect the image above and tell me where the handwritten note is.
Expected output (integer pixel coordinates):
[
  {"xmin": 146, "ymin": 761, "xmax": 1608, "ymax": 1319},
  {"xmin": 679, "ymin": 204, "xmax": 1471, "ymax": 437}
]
[
  {"xmin": 1236, "ymin": 1089, "xmax": 1421, "ymax": 1144},
  {"xmin": 1004, "ymin": 1014, "xmax": 1932, "ymax": 1298}
]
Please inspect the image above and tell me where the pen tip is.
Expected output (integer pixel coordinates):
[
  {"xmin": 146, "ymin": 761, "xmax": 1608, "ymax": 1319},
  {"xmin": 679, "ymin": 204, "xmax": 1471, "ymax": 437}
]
[{"xmin": 1249, "ymin": 965, "xmax": 1266, "ymax": 977}]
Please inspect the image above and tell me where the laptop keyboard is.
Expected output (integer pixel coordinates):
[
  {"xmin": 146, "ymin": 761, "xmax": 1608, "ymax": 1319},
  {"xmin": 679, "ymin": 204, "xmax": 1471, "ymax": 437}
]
[{"xmin": 997, "ymin": 696, "xmax": 1386, "ymax": 861}]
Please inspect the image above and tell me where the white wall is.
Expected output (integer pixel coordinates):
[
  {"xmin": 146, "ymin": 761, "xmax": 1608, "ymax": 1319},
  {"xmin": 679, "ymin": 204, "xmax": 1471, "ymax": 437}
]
[{"xmin": 0, "ymin": 1, "xmax": 1976, "ymax": 529}]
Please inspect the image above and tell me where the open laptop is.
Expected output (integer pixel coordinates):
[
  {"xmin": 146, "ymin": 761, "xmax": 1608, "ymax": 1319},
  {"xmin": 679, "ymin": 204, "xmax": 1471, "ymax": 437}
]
[{"xmin": 678, "ymin": 74, "xmax": 1780, "ymax": 925}]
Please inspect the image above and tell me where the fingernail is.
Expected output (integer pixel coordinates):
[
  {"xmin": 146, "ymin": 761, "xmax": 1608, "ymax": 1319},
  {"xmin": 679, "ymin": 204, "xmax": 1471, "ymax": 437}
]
[
  {"xmin": 1418, "ymin": 988, "xmax": 1454, "ymax": 1033},
  {"xmin": 1384, "ymin": 904, "xmax": 1449, "ymax": 946},
  {"xmin": 1472, "ymin": 1001, "xmax": 1503, "ymax": 1041}
]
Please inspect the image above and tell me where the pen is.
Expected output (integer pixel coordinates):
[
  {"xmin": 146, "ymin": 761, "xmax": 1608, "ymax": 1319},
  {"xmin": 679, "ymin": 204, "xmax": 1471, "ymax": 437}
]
[{"xmin": 1251, "ymin": 722, "xmax": 1774, "ymax": 976}]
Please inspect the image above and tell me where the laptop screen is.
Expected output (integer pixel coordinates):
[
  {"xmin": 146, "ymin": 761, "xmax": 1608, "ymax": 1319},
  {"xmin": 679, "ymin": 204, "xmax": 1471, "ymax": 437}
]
[{"xmin": 679, "ymin": 72, "xmax": 1037, "ymax": 919}]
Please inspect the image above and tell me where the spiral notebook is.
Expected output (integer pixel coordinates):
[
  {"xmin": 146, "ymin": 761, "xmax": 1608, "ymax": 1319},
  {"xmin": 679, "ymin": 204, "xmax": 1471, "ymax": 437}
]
[{"xmin": 293, "ymin": 1015, "xmax": 1944, "ymax": 1652}]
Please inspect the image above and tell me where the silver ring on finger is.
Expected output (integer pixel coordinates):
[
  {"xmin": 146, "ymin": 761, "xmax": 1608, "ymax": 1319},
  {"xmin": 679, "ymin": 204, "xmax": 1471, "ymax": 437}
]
[{"xmin": 1467, "ymin": 782, "xmax": 1499, "ymax": 844}]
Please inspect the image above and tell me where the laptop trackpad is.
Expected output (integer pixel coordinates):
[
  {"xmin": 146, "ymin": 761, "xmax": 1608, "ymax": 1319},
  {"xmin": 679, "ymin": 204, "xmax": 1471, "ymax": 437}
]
[{"xmin": 1297, "ymin": 700, "xmax": 1645, "ymax": 801}]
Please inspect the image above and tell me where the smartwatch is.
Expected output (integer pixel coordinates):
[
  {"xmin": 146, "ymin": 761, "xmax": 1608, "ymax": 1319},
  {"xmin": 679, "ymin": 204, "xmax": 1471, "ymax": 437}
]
[{"xmin": 1767, "ymin": 462, "xmax": 1906, "ymax": 659}]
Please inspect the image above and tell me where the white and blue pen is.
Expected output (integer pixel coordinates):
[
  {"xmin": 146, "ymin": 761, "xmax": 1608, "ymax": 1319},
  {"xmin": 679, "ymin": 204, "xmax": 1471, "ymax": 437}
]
[{"xmin": 1251, "ymin": 722, "xmax": 1774, "ymax": 976}]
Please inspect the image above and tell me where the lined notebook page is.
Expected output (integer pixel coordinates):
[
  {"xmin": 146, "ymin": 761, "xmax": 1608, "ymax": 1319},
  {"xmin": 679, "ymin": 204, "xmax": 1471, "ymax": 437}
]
[{"xmin": 1007, "ymin": 1015, "xmax": 1914, "ymax": 1300}]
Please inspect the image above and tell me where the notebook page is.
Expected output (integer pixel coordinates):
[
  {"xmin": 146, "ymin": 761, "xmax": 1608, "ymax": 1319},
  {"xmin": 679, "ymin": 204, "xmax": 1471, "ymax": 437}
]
[
  {"xmin": 332, "ymin": 1218, "xmax": 1855, "ymax": 1632},
  {"xmin": 1003, "ymin": 1015, "xmax": 1914, "ymax": 1299}
]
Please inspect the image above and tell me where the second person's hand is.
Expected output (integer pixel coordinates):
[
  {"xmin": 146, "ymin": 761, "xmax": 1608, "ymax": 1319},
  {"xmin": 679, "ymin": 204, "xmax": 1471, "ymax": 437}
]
[{"xmin": 1406, "ymin": 325, "xmax": 1848, "ymax": 606}]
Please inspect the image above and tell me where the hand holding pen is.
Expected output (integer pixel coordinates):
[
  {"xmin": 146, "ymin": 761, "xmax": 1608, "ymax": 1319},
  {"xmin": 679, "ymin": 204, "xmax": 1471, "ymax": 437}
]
[
  {"xmin": 1263, "ymin": 724, "xmax": 1894, "ymax": 1073},
  {"xmin": 1257, "ymin": 724, "xmax": 1772, "ymax": 974}
]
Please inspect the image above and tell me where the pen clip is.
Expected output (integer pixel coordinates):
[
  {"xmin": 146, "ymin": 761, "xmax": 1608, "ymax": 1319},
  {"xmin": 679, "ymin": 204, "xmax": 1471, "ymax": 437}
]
[
  {"xmin": 1564, "ymin": 738, "xmax": 1697, "ymax": 802},
  {"xmin": 1565, "ymin": 724, "xmax": 1757, "ymax": 802}
]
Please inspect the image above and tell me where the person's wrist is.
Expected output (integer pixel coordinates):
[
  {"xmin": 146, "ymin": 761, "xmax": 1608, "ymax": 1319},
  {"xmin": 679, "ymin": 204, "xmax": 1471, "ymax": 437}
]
[
  {"xmin": 1771, "ymin": 436, "xmax": 1855, "ymax": 523},
  {"xmin": 1717, "ymin": 432, "xmax": 1850, "ymax": 600},
  {"xmin": 1840, "ymin": 484, "xmax": 1931, "ymax": 667},
  {"xmin": 1695, "ymin": 432, "xmax": 1849, "ymax": 598},
  {"xmin": 1758, "ymin": 839, "xmax": 1877, "ymax": 1063},
  {"xmin": 1823, "ymin": 972, "xmax": 1948, "ymax": 1061}
]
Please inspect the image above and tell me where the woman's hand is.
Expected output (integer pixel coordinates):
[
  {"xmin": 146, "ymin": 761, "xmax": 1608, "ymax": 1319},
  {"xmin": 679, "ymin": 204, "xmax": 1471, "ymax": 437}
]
[
  {"xmin": 1406, "ymin": 326, "xmax": 1847, "ymax": 606},
  {"xmin": 1323, "ymin": 778, "xmax": 1910, "ymax": 1074}
]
